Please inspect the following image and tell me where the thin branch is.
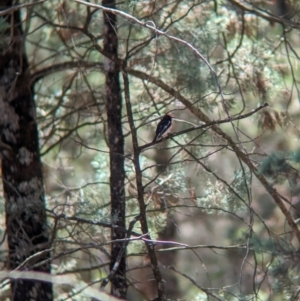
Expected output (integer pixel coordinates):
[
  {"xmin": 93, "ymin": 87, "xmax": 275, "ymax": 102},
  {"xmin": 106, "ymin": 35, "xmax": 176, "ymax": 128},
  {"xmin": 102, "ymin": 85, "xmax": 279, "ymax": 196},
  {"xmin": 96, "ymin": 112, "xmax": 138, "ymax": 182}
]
[
  {"xmin": 139, "ymin": 103, "xmax": 269, "ymax": 150},
  {"xmin": 30, "ymin": 61, "xmax": 103, "ymax": 86},
  {"xmin": 122, "ymin": 69, "xmax": 165, "ymax": 300},
  {"xmin": 156, "ymin": 243, "xmax": 246, "ymax": 252},
  {"xmin": 168, "ymin": 266, "xmax": 224, "ymax": 301},
  {"xmin": 0, "ymin": 1, "xmax": 45, "ymax": 16},
  {"xmin": 101, "ymin": 215, "xmax": 141, "ymax": 288},
  {"xmin": 47, "ymin": 213, "xmax": 142, "ymax": 237},
  {"xmin": 227, "ymin": 0, "xmax": 300, "ymax": 29}
]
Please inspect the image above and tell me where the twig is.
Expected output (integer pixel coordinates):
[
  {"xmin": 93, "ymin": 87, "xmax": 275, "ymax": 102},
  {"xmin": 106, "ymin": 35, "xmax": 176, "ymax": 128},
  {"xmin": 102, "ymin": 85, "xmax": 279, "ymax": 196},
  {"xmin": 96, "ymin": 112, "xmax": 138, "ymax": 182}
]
[
  {"xmin": 168, "ymin": 266, "xmax": 224, "ymax": 301},
  {"xmin": 48, "ymin": 213, "xmax": 142, "ymax": 237}
]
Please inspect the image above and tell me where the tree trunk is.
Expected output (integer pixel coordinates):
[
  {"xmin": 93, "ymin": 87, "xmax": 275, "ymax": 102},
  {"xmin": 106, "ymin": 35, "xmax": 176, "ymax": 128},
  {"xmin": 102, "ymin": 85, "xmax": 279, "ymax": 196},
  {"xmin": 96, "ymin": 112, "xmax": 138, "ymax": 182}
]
[
  {"xmin": 0, "ymin": 1, "xmax": 52, "ymax": 300},
  {"xmin": 103, "ymin": 0, "xmax": 127, "ymax": 297}
]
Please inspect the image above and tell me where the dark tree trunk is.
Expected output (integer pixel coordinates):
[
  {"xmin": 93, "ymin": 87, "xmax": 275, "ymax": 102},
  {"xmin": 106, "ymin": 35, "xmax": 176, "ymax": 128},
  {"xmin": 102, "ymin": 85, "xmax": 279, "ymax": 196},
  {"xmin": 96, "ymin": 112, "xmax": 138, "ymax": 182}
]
[
  {"xmin": 103, "ymin": 0, "xmax": 127, "ymax": 297},
  {"xmin": 0, "ymin": 1, "xmax": 52, "ymax": 300}
]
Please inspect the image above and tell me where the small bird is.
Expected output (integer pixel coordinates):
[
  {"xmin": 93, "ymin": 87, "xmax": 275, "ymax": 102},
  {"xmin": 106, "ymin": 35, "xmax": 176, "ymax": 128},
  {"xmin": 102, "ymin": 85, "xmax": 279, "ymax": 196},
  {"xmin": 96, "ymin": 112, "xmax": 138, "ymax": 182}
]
[{"xmin": 152, "ymin": 114, "xmax": 173, "ymax": 143}]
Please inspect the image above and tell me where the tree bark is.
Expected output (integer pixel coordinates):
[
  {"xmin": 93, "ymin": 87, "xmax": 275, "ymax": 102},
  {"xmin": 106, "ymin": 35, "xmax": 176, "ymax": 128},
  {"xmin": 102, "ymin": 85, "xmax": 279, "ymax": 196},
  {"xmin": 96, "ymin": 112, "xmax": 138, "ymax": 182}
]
[
  {"xmin": 103, "ymin": 0, "xmax": 127, "ymax": 297},
  {"xmin": 0, "ymin": 1, "xmax": 52, "ymax": 300}
]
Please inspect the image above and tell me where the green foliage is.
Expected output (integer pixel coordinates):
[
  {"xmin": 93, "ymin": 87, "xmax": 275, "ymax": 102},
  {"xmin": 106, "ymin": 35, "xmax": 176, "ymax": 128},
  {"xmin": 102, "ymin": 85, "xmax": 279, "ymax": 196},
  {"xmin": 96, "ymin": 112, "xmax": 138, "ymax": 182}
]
[
  {"xmin": 196, "ymin": 168, "xmax": 249, "ymax": 214},
  {"xmin": 160, "ymin": 43, "xmax": 214, "ymax": 99},
  {"xmin": 259, "ymin": 152, "xmax": 290, "ymax": 178},
  {"xmin": 249, "ymin": 234, "xmax": 292, "ymax": 255},
  {"xmin": 259, "ymin": 152, "xmax": 299, "ymax": 187},
  {"xmin": 291, "ymin": 149, "xmax": 300, "ymax": 163},
  {"xmin": 268, "ymin": 258, "xmax": 296, "ymax": 299}
]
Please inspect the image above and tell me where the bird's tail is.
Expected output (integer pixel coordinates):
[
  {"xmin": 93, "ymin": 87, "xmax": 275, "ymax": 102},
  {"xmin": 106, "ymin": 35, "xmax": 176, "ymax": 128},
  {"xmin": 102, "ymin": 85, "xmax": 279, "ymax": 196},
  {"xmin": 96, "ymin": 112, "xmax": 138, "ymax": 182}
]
[{"xmin": 152, "ymin": 134, "xmax": 159, "ymax": 143}]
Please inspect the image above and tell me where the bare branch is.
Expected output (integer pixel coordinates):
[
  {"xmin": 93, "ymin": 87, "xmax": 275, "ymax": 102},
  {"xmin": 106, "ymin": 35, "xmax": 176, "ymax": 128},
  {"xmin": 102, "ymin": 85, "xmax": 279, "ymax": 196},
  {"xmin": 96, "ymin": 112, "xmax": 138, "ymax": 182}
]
[
  {"xmin": 122, "ymin": 69, "xmax": 165, "ymax": 300},
  {"xmin": 228, "ymin": 0, "xmax": 300, "ymax": 29},
  {"xmin": 139, "ymin": 103, "xmax": 269, "ymax": 150},
  {"xmin": 30, "ymin": 61, "xmax": 103, "ymax": 85},
  {"xmin": 0, "ymin": 1, "xmax": 45, "ymax": 16}
]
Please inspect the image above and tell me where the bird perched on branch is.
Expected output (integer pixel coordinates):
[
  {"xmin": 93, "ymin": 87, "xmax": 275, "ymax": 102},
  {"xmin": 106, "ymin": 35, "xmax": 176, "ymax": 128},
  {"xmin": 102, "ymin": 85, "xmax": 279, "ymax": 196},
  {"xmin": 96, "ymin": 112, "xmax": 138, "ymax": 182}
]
[{"xmin": 152, "ymin": 114, "xmax": 173, "ymax": 143}]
